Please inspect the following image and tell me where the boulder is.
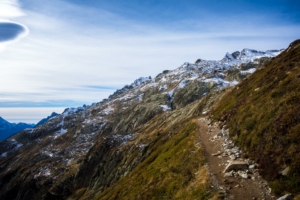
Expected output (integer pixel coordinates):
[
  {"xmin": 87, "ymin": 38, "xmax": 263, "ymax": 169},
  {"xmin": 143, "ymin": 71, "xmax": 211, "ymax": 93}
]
[{"xmin": 224, "ymin": 161, "xmax": 248, "ymax": 173}]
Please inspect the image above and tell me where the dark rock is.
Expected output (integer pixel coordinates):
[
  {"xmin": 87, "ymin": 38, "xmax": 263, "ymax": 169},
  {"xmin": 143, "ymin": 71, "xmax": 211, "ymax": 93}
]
[{"xmin": 195, "ymin": 59, "xmax": 202, "ymax": 64}]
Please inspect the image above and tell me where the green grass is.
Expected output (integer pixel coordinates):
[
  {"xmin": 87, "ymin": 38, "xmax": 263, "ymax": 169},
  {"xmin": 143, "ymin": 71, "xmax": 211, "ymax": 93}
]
[
  {"xmin": 212, "ymin": 39, "xmax": 300, "ymax": 196},
  {"xmin": 95, "ymin": 121, "xmax": 213, "ymax": 200}
]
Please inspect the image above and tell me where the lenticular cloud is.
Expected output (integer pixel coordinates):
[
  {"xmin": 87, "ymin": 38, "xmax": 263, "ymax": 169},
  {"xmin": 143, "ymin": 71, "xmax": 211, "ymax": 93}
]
[{"xmin": 0, "ymin": 0, "xmax": 28, "ymax": 49}]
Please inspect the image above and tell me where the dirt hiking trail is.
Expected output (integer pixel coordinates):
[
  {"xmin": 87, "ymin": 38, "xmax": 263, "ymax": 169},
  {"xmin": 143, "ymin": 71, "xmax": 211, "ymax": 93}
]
[{"xmin": 196, "ymin": 117, "xmax": 275, "ymax": 200}]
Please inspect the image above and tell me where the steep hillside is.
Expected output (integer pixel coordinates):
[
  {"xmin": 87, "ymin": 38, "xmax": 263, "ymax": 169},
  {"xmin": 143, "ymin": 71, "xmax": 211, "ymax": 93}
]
[
  {"xmin": 0, "ymin": 117, "xmax": 35, "ymax": 141},
  {"xmin": 212, "ymin": 39, "xmax": 300, "ymax": 196},
  {"xmin": 0, "ymin": 46, "xmax": 283, "ymax": 200},
  {"xmin": 95, "ymin": 119, "xmax": 211, "ymax": 200}
]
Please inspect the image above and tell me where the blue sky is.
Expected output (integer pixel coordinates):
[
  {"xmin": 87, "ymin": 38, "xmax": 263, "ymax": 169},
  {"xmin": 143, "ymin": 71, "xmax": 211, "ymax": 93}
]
[{"xmin": 0, "ymin": 0, "xmax": 299, "ymax": 123}]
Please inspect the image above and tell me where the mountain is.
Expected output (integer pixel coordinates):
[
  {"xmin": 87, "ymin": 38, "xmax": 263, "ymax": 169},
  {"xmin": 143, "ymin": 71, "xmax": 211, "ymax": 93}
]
[
  {"xmin": 35, "ymin": 112, "xmax": 59, "ymax": 128},
  {"xmin": 0, "ymin": 117, "xmax": 35, "ymax": 141},
  {"xmin": 0, "ymin": 41, "xmax": 298, "ymax": 200}
]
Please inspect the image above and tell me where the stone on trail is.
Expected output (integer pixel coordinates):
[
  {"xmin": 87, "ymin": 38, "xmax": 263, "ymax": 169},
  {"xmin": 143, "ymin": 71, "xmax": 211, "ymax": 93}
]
[
  {"xmin": 279, "ymin": 166, "xmax": 290, "ymax": 176},
  {"xmin": 277, "ymin": 194, "xmax": 293, "ymax": 200},
  {"xmin": 212, "ymin": 151, "xmax": 222, "ymax": 156},
  {"xmin": 224, "ymin": 161, "xmax": 248, "ymax": 173},
  {"xmin": 249, "ymin": 164, "xmax": 256, "ymax": 169}
]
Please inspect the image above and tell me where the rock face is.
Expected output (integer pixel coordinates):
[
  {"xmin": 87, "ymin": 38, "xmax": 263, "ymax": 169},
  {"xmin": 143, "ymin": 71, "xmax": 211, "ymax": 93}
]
[
  {"xmin": 223, "ymin": 161, "xmax": 248, "ymax": 173},
  {"xmin": 0, "ymin": 46, "xmax": 284, "ymax": 200}
]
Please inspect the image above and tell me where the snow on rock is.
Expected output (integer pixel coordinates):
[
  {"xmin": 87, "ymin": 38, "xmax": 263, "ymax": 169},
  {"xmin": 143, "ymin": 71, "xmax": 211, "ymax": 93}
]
[
  {"xmin": 137, "ymin": 94, "xmax": 143, "ymax": 101},
  {"xmin": 131, "ymin": 76, "xmax": 152, "ymax": 87},
  {"xmin": 222, "ymin": 48, "xmax": 284, "ymax": 64},
  {"xmin": 24, "ymin": 128, "xmax": 34, "ymax": 134},
  {"xmin": 202, "ymin": 110, "xmax": 210, "ymax": 115},
  {"xmin": 112, "ymin": 133, "xmax": 136, "ymax": 146},
  {"xmin": 34, "ymin": 167, "xmax": 51, "ymax": 179},
  {"xmin": 62, "ymin": 105, "xmax": 89, "ymax": 117},
  {"xmin": 1, "ymin": 152, "xmax": 7, "ymax": 157},
  {"xmin": 240, "ymin": 68, "xmax": 256, "ymax": 75},
  {"xmin": 57, "ymin": 128, "xmax": 68, "ymax": 135},
  {"xmin": 160, "ymin": 105, "xmax": 171, "ymax": 111},
  {"xmin": 203, "ymin": 78, "xmax": 238, "ymax": 87},
  {"xmin": 1, "ymin": 139, "xmax": 23, "ymax": 157},
  {"xmin": 9, "ymin": 139, "xmax": 22, "ymax": 147},
  {"xmin": 102, "ymin": 105, "xmax": 114, "ymax": 115}
]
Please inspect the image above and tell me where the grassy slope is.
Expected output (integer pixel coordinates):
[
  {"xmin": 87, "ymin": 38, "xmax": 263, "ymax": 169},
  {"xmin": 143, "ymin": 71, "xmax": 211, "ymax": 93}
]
[
  {"xmin": 94, "ymin": 118, "xmax": 213, "ymax": 200},
  {"xmin": 212, "ymin": 39, "xmax": 300, "ymax": 195}
]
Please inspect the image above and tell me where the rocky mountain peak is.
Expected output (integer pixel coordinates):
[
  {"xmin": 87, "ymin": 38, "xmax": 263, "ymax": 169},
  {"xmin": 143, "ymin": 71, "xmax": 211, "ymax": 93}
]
[
  {"xmin": 131, "ymin": 76, "xmax": 152, "ymax": 87},
  {"xmin": 0, "ymin": 117, "xmax": 35, "ymax": 141},
  {"xmin": 0, "ymin": 117, "xmax": 9, "ymax": 125}
]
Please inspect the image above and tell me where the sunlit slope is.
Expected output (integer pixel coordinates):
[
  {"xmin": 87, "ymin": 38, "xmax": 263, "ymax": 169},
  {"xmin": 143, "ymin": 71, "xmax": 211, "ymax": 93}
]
[{"xmin": 94, "ymin": 116, "xmax": 213, "ymax": 200}]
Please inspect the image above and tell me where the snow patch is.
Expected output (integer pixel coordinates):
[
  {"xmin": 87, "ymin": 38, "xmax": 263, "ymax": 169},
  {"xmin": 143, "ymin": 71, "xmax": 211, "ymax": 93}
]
[
  {"xmin": 24, "ymin": 128, "xmax": 33, "ymax": 134},
  {"xmin": 112, "ymin": 133, "xmax": 135, "ymax": 146},
  {"xmin": 34, "ymin": 168, "xmax": 51, "ymax": 179},
  {"xmin": 100, "ymin": 105, "xmax": 114, "ymax": 115},
  {"xmin": 160, "ymin": 105, "xmax": 171, "ymax": 111},
  {"xmin": 1, "ymin": 152, "xmax": 7, "ymax": 157},
  {"xmin": 240, "ymin": 68, "xmax": 256, "ymax": 74}
]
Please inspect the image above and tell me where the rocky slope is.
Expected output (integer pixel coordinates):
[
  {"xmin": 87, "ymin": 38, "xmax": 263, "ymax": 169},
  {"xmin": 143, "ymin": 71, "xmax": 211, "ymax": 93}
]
[
  {"xmin": 212, "ymin": 39, "xmax": 300, "ymax": 197},
  {"xmin": 35, "ymin": 112, "xmax": 59, "ymax": 128},
  {"xmin": 0, "ymin": 117, "xmax": 35, "ymax": 141},
  {"xmin": 0, "ymin": 46, "xmax": 287, "ymax": 200}
]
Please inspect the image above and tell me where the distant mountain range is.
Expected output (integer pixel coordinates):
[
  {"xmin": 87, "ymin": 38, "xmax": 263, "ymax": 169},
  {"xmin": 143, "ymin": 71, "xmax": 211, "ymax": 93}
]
[
  {"xmin": 0, "ymin": 112, "xmax": 59, "ymax": 141},
  {"xmin": 0, "ymin": 117, "xmax": 34, "ymax": 141}
]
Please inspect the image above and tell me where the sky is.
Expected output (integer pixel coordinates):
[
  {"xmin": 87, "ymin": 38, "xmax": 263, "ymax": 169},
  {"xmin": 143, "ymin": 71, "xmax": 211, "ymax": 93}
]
[{"xmin": 0, "ymin": 0, "xmax": 299, "ymax": 123}]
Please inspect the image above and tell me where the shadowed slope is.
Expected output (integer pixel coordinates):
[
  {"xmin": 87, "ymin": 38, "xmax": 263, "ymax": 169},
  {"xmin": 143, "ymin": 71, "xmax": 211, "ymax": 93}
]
[{"xmin": 212, "ymin": 39, "xmax": 300, "ymax": 196}]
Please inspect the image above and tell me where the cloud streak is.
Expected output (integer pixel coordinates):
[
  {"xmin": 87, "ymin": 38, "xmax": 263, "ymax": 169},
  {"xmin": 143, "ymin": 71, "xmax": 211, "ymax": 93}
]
[{"xmin": 0, "ymin": 0, "xmax": 299, "ymax": 122}]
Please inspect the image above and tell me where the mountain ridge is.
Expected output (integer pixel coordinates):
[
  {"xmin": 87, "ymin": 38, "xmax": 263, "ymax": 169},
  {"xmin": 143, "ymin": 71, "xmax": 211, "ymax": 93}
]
[
  {"xmin": 0, "ymin": 43, "xmax": 296, "ymax": 200},
  {"xmin": 0, "ymin": 116, "xmax": 35, "ymax": 141},
  {"xmin": 35, "ymin": 112, "xmax": 59, "ymax": 128}
]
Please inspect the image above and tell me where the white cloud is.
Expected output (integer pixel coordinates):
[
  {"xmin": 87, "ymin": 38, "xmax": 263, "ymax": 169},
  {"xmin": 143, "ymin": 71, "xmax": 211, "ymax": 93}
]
[
  {"xmin": 0, "ymin": 0, "xmax": 25, "ymax": 18},
  {"xmin": 0, "ymin": 107, "xmax": 65, "ymax": 123}
]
